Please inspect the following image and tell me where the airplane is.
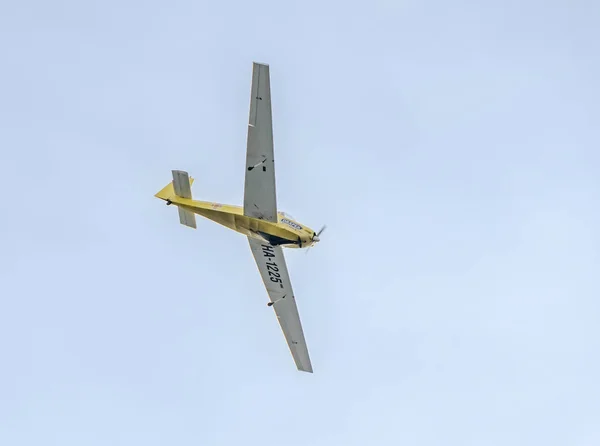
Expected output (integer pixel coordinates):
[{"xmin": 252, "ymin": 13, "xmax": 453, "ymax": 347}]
[{"xmin": 154, "ymin": 62, "xmax": 324, "ymax": 373}]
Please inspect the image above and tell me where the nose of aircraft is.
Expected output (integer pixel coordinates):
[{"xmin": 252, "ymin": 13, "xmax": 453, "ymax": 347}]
[
  {"xmin": 313, "ymin": 225, "xmax": 326, "ymax": 242},
  {"xmin": 303, "ymin": 225, "xmax": 325, "ymax": 249}
]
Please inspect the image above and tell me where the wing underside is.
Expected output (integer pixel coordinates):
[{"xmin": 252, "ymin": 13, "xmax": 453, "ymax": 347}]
[
  {"xmin": 243, "ymin": 62, "xmax": 277, "ymax": 222},
  {"xmin": 247, "ymin": 237, "xmax": 312, "ymax": 373}
]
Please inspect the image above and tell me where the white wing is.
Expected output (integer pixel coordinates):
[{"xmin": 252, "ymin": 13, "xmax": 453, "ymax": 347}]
[
  {"xmin": 243, "ymin": 62, "xmax": 277, "ymax": 222},
  {"xmin": 248, "ymin": 238, "xmax": 313, "ymax": 373}
]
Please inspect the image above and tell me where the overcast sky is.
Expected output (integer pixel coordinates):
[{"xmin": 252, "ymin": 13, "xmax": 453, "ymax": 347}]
[{"xmin": 1, "ymin": 0, "xmax": 599, "ymax": 445}]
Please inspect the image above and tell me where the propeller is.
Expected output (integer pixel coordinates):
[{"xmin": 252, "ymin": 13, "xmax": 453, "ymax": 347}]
[
  {"xmin": 306, "ymin": 225, "xmax": 326, "ymax": 254},
  {"xmin": 313, "ymin": 225, "xmax": 327, "ymax": 242}
]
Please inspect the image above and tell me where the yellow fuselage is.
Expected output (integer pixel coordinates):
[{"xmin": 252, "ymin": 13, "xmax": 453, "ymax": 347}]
[{"xmin": 164, "ymin": 195, "xmax": 317, "ymax": 249}]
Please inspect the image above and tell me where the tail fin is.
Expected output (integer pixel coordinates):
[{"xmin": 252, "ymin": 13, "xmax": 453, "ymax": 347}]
[{"xmin": 155, "ymin": 170, "xmax": 197, "ymax": 229}]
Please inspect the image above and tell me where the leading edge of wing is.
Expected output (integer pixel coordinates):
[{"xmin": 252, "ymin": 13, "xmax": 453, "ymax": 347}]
[{"xmin": 247, "ymin": 237, "xmax": 313, "ymax": 373}]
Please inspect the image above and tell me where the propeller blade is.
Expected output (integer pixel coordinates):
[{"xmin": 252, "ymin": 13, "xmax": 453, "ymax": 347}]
[
  {"xmin": 307, "ymin": 224, "xmax": 327, "ymax": 254},
  {"xmin": 316, "ymin": 225, "xmax": 327, "ymax": 237}
]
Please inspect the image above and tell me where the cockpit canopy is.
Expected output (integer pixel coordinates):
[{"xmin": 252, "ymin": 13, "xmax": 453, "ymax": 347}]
[{"xmin": 279, "ymin": 211, "xmax": 296, "ymax": 221}]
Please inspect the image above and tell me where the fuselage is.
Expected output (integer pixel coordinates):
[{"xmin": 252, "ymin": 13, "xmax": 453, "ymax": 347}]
[{"xmin": 163, "ymin": 196, "xmax": 317, "ymax": 248}]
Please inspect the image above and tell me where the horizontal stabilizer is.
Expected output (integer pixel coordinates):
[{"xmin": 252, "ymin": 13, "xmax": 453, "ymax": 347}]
[
  {"xmin": 172, "ymin": 170, "xmax": 196, "ymax": 228},
  {"xmin": 154, "ymin": 173, "xmax": 194, "ymax": 201},
  {"xmin": 178, "ymin": 207, "xmax": 197, "ymax": 229},
  {"xmin": 154, "ymin": 170, "xmax": 197, "ymax": 229},
  {"xmin": 172, "ymin": 170, "xmax": 192, "ymax": 199}
]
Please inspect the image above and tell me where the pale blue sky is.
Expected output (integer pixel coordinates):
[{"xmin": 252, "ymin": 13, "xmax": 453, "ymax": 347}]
[{"xmin": 1, "ymin": 0, "xmax": 599, "ymax": 444}]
